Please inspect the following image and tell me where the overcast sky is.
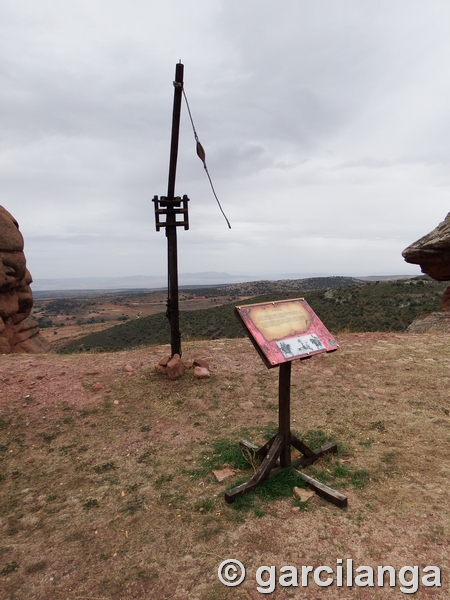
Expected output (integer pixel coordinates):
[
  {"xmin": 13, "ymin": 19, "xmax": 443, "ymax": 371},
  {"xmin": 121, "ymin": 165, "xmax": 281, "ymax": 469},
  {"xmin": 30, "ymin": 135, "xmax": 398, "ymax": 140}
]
[{"xmin": 2, "ymin": 1, "xmax": 449, "ymax": 283}]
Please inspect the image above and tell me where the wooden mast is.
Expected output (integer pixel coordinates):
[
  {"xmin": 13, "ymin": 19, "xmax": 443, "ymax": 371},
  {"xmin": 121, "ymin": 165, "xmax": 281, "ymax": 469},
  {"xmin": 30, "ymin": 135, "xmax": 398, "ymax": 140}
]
[{"xmin": 165, "ymin": 62, "xmax": 184, "ymax": 357}]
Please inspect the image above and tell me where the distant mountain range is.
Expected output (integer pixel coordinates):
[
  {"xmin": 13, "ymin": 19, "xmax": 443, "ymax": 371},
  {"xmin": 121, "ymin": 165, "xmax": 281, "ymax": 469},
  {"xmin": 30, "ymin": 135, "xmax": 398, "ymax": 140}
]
[{"xmin": 31, "ymin": 271, "xmax": 414, "ymax": 292}]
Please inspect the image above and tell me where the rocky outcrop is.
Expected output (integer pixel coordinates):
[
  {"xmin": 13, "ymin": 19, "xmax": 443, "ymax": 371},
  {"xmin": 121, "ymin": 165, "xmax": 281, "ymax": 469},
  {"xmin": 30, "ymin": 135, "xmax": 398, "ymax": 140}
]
[
  {"xmin": 440, "ymin": 285, "xmax": 450, "ymax": 311},
  {"xmin": 402, "ymin": 212, "xmax": 450, "ymax": 281},
  {"xmin": 0, "ymin": 206, "xmax": 52, "ymax": 354},
  {"xmin": 402, "ymin": 213, "xmax": 450, "ymax": 333},
  {"xmin": 406, "ymin": 311, "xmax": 450, "ymax": 333}
]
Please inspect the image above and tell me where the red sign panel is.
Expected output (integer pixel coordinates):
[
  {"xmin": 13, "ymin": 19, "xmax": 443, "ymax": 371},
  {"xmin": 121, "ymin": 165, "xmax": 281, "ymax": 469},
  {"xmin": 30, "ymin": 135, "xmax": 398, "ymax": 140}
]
[{"xmin": 235, "ymin": 298, "xmax": 339, "ymax": 368}]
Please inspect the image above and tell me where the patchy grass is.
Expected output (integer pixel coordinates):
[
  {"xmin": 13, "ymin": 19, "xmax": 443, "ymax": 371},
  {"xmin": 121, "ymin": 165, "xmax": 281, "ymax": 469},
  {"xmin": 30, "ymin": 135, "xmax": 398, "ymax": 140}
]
[{"xmin": 0, "ymin": 333, "xmax": 450, "ymax": 598}]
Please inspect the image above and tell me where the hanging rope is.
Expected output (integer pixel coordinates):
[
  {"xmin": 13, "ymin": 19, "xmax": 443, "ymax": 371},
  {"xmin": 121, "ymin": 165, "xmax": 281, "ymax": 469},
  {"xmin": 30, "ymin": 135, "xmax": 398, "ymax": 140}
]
[{"xmin": 182, "ymin": 88, "xmax": 231, "ymax": 229}]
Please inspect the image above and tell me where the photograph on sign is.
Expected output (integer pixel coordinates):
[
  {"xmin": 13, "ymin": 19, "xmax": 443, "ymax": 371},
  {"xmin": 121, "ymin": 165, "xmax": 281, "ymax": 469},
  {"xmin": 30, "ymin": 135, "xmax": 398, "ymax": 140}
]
[
  {"xmin": 235, "ymin": 298, "xmax": 338, "ymax": 368},
  {"xmin": 277, "ymin": 333, "xmax": 326, "ymax": 359}
]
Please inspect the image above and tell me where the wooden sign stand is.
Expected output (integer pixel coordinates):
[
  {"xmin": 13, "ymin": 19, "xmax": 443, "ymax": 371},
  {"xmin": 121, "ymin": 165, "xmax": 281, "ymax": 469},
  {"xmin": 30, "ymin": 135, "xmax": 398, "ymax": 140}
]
[{"xmin": 224, "ymin": 300, "xmax": 348, "ymax": 508}]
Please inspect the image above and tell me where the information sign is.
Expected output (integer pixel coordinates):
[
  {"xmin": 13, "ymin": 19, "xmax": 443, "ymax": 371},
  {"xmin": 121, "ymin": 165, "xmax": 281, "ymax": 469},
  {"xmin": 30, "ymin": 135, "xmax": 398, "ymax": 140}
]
[
  {"xmin": 235, "ymin": 298, "xmax": 339, "ymax": 368},
  {"xmin": 225, "ymin": 298, "xmax": 346, "ymax": 508}
]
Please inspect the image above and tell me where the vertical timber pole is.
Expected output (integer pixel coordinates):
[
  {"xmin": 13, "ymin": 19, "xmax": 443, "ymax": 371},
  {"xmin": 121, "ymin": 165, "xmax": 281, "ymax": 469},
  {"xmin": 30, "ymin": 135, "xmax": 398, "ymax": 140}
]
[
  {"xmin": 166, "ymin": 62, "xmax": 184, "ymax": 357},
  {"xmin": 278, "ymin": 361, "xmax": 292, "ymax": 467}
]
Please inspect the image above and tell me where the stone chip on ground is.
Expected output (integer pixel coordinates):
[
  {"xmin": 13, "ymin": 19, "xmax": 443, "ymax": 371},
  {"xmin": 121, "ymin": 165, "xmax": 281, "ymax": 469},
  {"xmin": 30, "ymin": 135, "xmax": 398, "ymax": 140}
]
[
  {"xmin": 193, "ymin": 358, "xmax": 210, "ymax": 370},
  {"xmin": 194, "ymin": 366, "xmax": 210, "ymax": 378},
  {"xmin": 212, "ymin": 468, "xmax": 235, "ymax": 482},
  {"xmin": 293, "ymin": 486, "xmax": 315, "ymax": 503},
  {"xmin": 158, "ymin": 356, "xmax": 171, "ymax": 367}
]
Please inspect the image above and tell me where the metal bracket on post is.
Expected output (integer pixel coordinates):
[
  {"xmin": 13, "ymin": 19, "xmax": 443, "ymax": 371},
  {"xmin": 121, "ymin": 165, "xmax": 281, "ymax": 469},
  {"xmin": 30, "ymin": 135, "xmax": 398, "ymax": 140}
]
[{"xmin": 153, "ymin": 195, "xmax": 189, "ymax": 232}]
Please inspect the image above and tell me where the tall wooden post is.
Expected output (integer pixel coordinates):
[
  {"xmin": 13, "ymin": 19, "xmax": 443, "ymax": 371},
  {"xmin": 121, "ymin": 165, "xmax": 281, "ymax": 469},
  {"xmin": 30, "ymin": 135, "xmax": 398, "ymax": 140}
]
[
  {"xmin": 278, "ymin": 362, "xmax": 292, "ymax": 467},
  {"xmin": 166, "ymin": 62, "xmax": 184, "ymax": 357},
  {"xmin": 153, "ymin": 63, "xmax": 189, "ymax": 358}
]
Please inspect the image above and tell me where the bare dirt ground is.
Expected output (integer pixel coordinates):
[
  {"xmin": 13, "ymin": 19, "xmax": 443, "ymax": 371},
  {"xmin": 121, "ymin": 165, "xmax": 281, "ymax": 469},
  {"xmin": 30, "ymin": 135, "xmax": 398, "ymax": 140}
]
[{"xmin": 0, "ymin": 332, "xmax": 449, "ymax": 599}]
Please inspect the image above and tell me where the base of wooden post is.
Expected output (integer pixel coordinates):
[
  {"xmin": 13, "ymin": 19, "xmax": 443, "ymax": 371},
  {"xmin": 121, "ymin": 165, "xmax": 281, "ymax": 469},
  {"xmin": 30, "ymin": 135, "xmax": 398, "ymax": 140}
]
[
  {"xmin": 224, "ymin": 356, "xmax": 347, "ymax": 509},
  {"xmin": 224, "ymin": 436, "xmax": 346, "ymax": 507}
]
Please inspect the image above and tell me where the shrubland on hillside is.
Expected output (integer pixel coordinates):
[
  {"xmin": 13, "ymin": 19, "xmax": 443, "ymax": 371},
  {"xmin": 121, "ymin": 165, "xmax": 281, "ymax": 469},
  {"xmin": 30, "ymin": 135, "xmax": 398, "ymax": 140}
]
[{"xmin": 57, "ymin": 277, "xmax": 447, "ymax": 353}]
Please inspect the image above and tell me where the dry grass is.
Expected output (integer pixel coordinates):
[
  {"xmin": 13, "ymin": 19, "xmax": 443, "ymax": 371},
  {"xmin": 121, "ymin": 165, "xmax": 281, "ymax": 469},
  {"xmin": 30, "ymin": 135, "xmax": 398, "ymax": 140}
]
[{"xmin": 0, "ymin": 332, "xmax": 449, "ymax": 599}]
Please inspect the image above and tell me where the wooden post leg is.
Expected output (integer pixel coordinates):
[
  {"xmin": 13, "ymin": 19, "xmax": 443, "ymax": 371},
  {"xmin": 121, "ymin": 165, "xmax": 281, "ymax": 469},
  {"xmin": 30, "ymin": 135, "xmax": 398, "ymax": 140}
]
[
  {"xmin": 290, "ymin": 434, "xmax": 316, "ymax": 458},
  {"xmin": 224, "ymin": 434, "xmax": 284, "ymax": 504},
  {"xmin": 240, "ymin": 435, "xmax": 277, "ymax": 459},
  {"xmin": 294, "ymin": 469, "xmax": 348, "ymax": 508},
  {"xmin": 278, "ymin": 362, "xmax": 291, "ymax": 467}
]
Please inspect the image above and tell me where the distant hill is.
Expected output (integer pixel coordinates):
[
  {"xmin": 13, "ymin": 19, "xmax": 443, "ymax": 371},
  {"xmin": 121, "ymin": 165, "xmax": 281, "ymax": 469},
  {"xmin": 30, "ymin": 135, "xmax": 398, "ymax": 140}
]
[
  {"xmin": 176, "ymin": 276, "xmax": 364, "ymax": 298},
  {"xmin": 34, "ymin": 275, "xmax": 363, "ymax": 297},
  {"xmin": 58, "ymin": 276, "xmax": 447, "ymax": 354},
  {"xmin": 31, "ymin": 271, "xmax": 415, "ymax": 293},
  {"xmin": 32, "ymin": 271, "xmax": 332, "ymax": 292}
]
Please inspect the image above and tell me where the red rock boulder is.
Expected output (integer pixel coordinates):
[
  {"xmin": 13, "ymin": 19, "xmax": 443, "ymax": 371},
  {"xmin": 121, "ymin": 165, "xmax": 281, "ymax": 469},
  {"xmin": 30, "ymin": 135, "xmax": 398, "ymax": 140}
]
[
  {"xmin": 402, "ymin": 212, "xmax": 450, "ymax": 281},
  {"xmin": 0, "ymin": 206, "xmax": 52, "ymax": 354}
]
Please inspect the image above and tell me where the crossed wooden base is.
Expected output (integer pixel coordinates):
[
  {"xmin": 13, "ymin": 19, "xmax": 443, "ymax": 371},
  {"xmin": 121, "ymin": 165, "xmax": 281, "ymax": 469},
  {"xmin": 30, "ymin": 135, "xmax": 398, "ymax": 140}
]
[{"xmin": 224, "ymin": 362, "xmax": 348, "ymax": 508}]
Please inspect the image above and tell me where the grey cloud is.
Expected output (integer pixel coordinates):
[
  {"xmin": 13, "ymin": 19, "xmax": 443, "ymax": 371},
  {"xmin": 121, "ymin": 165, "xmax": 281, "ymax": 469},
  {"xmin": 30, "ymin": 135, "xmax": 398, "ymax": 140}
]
[{"xmin": 1, "ymin": 1, "xmax": 449, "ymax": 281}]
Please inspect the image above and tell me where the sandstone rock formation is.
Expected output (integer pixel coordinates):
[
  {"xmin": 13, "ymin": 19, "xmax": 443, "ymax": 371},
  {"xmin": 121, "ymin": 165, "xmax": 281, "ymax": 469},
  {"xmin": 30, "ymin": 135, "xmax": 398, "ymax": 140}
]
[
  {"xmin": 0, "ymin": 206, "xmax": 52, "ymax": 353},
  {"xmin": 402, "ymin": 212, "xmax": 450, "ymax": 332},
  {"xmin": 405, "ymin": 311, "xmax": 450, "ymax": 333},
  {"xmin": 402, "ymin": 212, "xmax": 450, "ymax": 281}
]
